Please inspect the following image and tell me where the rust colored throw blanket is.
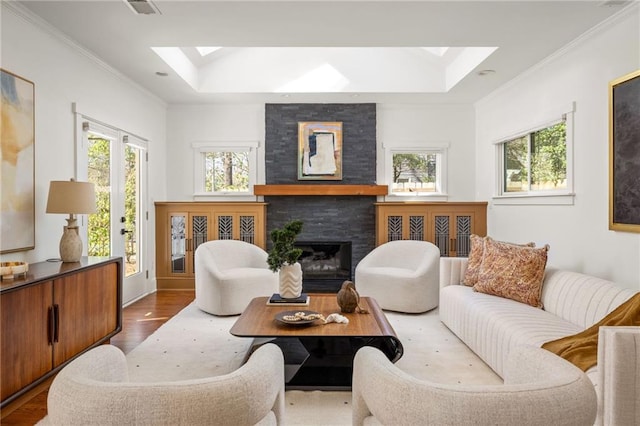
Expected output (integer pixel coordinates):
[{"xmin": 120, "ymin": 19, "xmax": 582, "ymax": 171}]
[{"xmin": 542, "ymin": 292, "xmax": 640, "ymax": 371}]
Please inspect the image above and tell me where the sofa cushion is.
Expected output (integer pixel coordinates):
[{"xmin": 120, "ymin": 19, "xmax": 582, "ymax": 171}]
[
  {"xmin": 541, "ymin": 269, "xmax": 637, "ymax": 329},
  {"xmin": 439, "ymin": 284, "xmax": 583, "ymax": 377},
  {"xmin": 462, "ymin": 235, "xmax": 534, "ymax": 287},
  {"xmin": 473, "ymin": 238, "xmax": 549, "ymax": 308}
]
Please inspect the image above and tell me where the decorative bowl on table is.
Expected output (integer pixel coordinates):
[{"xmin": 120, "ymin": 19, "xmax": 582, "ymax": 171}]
[
  {"xmin": 0, "ymin": 261, "xmax": 29, "ymax": 280},
  {"xmin": 274, "ymin": 310, "xmax": 323, "ymax": 326}
]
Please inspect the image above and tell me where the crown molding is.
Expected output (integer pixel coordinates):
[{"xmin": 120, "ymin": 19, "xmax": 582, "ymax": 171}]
[
  {"xmin": 2, "ymin": 1, "xmax": 167, "ymax": 108},
  {"xmin": 475, "ymin": 2, "xmax": 639, "ymax": 108}
]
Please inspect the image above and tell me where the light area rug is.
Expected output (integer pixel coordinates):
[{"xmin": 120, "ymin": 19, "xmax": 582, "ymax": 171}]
[{"xmin": 126, "ymin": 302, "xmax": 502, "ymax": 425}]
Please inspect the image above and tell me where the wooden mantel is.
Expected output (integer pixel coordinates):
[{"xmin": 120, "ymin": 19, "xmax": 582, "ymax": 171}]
[{"xmin": 254, "ymin": 184, "xmax": 388, "ymax": 196}]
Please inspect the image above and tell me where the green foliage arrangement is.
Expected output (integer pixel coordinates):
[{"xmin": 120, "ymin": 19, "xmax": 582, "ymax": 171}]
[{"xmin": 267, "ymin": 220, "xmax": 304, "ymax": 272}]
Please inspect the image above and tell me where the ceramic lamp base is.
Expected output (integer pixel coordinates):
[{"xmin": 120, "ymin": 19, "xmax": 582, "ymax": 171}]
[{"xmin": 60, "ymin": 225, "xmax": 83, "ymax": 262}]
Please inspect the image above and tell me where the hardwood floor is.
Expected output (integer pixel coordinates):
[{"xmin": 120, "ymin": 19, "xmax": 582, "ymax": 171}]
[{"xmin": 1, "ymin": 290, "xmax": 195, "ymax": 425}]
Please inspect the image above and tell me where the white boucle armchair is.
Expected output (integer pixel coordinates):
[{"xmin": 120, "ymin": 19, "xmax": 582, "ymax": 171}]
[
  {"xmin": 355, "ymin": 240, "xmax": 440, "ymax": 313},
  {"xmin": 352, "ymin": 344, "xmax": 597, "ymax": 426},
  {"xmin": 39, "ymin": 343, "xmax": 285, "ymax": 426},
  {"xmin": 195, "ymin": 239, "xmax": 278, "ymax": 315}
]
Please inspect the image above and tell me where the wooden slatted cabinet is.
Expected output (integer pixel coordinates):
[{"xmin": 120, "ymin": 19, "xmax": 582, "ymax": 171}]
[
  {"xmin": 154, "ymin": 202, "xmax": 267, "ymax": 289},
  {"xmin": 375, "ymin": 202, "xmax": 487, "ymax": 257}
]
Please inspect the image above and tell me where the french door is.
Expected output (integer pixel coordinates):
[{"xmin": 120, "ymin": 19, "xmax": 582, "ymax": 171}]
[{"xmin": 80, "ymin": 119, "xmax": 148, "ymax": 304}]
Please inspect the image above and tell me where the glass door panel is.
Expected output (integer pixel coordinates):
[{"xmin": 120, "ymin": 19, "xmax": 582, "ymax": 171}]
[
  {"xmin": 170, "ymin": 214, "xmax": 187, "ymax": 274},
  {"xmin": 434, "ymin": 215, "xmax": 450, "ymax": 257},
  {"xmin": 123, "ymin": 144, "xmax": 140, "ymax": 277},
  {"xmin": 455, "ymin": 215, "xmax": 472, "ymax": 257},
  {"xmin": 87, "ymin": 134, "xmax": 113, "ymax": 258}
]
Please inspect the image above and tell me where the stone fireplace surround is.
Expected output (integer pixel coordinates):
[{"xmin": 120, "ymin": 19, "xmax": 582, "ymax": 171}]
[{"xmin": 264, "ymin": 103, "xmax": 377, "ymax": 292}]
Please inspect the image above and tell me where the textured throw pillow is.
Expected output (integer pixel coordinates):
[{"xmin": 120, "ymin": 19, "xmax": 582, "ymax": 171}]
[
  {"xmin": 462, "ymin": 234, "xmax": 485, "ymax": 286},
  {"xmin": 462, "ymin": 235, "xmax": 535, "ymax": 286},
  {"xmin": 473, "ymin": 237, "xmax": 550, "ymax": 308}
]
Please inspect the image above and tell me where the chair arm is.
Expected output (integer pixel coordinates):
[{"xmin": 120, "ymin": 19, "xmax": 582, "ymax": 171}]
[
  {"xmin": 195, "ymin": 245, "xmax": 222, "ymax": 277},
  {"xmin": 439, "ymin": 257, "xmax": 468, "ymax": 288},
  {"xmin": 597, "ymin": 326, "xmax": 640, "ymax": 426},
  {"xmin": 46, "ymin": 344, "xmax": 285, "ymax": 426},
  {"xmin": 353, "ymin": 345, "xmax": 596, "ymax": 426},
  {"xmin": 503, "ymin": 345, "xmax": 587, "ymax": 386},
  {"xmin": 53, "ymin": 344, "xmax": 129, "ymax": 382}
]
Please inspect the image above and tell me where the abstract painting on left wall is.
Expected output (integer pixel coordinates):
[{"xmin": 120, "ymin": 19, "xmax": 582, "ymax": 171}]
[{"xmin": 1, "ymin": 69, "xmax": 35, "ymax": 253}]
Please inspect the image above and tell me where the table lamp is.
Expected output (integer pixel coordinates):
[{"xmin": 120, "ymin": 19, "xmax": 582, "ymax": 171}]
[{"xmin": 46, "ymin": 178, "xmax": 96, "ymax": 262}]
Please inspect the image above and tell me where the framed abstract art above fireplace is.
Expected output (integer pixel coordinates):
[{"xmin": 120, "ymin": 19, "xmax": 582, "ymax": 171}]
[
  {"xmin": 298, "ymin": 121, "xmax": 343, "ymax": 180},
  {"xmin": 1, "ymin": 69, "xmax": 35, "ymax": 253},
  {"xmin": 609, "ymin": 69, "xmax": 640, "ymax": 233}
]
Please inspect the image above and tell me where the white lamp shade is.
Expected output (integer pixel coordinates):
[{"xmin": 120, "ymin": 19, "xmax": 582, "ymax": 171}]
[{"xmin": 46, "ymin": 180, "xmax": 96, "ymax": 214}]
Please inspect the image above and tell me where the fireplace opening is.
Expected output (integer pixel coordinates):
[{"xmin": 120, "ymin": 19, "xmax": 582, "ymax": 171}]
[{"xmin": 295, "ymin": 241, "xmax": 352, "ymax": 293}]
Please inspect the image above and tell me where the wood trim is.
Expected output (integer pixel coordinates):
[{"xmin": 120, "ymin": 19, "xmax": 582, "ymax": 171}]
[
  {"xmin": 254, "ymin": 184, "xmax": 388, "ymax": 196},
  {"xmin": 374, "ymin": 201, "xmax": 488, "ymax": 206},
  {"xmin": 154, "ymin": 202, "xmax": 268, "ymax": 207}
]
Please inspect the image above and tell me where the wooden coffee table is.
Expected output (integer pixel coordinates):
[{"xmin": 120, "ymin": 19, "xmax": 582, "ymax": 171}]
[{"xmin": 230, "ymin": 294, "xmax": 403, "ymax": 390}]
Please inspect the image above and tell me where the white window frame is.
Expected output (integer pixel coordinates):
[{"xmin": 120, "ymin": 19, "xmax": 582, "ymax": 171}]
[
  {"xmin": 192, "ymin": 141, "xmax": 259, "ymax": 197},
  {"xmin": 493, "ymin": 103, "xmax": 575, "ymax": 206},
  {"xmin": 383, "ymin": 142, "xmax": 449, "ymax": 201}
]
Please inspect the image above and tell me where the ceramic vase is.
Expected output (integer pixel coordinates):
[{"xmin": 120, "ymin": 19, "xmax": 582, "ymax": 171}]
[
  {"xmin": 337, "ymin": 280, "xmax": 359, "ymax": 313},
  {"xmin": 279, "ymin": 262, "xmax": 303, "ymax": 298}
]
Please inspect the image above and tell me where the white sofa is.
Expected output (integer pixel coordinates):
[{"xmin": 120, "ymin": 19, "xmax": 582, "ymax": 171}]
[{"xmin": 439, "ymin": 257, "xmax": 640, "ymax": 426}]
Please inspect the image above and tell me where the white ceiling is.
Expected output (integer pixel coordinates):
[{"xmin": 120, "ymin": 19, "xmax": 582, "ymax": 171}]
[{"xmin": 15, "ymin": 0, "xmax": 632, "ymax": 104}]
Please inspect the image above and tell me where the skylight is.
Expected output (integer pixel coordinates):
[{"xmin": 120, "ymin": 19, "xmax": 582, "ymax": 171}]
[
  {"xmin": 151, "ymin": 46, "xmax": 498, "ymax": 94},
  {"xmin": 196, "ymin": 47, "xmax": 222, "ymax": 56},
  {"xmin": 422, "ymin": 47, "xmax": 450, "ymax": 57},
  {"xmin": 276, "ymin": 64, "xmax": 349, "ymax": 93}
]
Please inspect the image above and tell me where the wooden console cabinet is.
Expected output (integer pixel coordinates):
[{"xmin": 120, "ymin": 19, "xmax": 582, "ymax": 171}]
[
  {"xmin": 0, "ymin": 257, "xmax": 122, "ymax": 409},
  {"xmin": 375, "ymin": 202, "xmax": 487, "ymax": 257},
  {"xmin": 155, "ymin": 202, "xmax": 267, "ymax": 289}
]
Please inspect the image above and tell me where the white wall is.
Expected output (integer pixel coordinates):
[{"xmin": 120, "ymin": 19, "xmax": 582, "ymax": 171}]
[
  {"xmin": 377, "ymin": 104, "xmax": 476, "ymax": 201},
  {"xmin": 475, "ymin": 6, "xmax": 640, "ymax": 290},
  {"xmin": 0, "ymin": 4, "xmax": 167, "ymax": 295},
  {"xmin": 165, "ymin": 104, "xmax": 265, "ymax": 200},
  {"xmin": 165, "ymin": 103, "xmax": 477, "ymax": 202}
]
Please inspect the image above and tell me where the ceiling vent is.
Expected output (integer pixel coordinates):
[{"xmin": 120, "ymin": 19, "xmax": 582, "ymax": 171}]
[{"xmin": 125, "ymin": 0, "xmax": 161, "ymax": 15}]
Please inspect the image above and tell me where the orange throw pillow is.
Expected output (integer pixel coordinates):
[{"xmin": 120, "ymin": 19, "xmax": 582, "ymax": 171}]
[
  {"xmin": 463, "ymin": 235, "xmax": 535, "ymax": 286},
  {"xmin": 473, "ymin": 237, "xmax": 549, "ymax": 308}
]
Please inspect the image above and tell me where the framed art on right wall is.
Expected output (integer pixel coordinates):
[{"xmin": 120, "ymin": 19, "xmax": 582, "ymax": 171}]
[{"xmin": 609, "ymin": 69, "xmax": 640, "ymax": 232}]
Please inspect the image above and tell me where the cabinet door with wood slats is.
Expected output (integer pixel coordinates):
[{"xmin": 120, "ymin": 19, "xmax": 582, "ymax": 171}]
[
  {"xmin": 0, "ymin": 282, "xmax": 53, "ymax": 401},
  {"xmin": 52, "ymin": 263, "xmax": 118, "ymax": 367}
]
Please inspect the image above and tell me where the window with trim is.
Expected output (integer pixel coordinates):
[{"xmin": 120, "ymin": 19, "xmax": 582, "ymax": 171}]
[
  {"xmin": 192, "ymin": 142, "xmax": 258, "ymax": 196},
  {"xmin": 385, "ymin": 144, "xmax": 448, "ymax": 198},
  {"xmin": 499, "ymin": 120, "xmax": 568, "ymax": 193},
  {"xmin": 494, "ymin": 104, "xmax": 574, "ymax": 204}
]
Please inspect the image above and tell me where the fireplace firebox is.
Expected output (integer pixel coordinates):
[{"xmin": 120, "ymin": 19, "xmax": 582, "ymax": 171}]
[{"xmin": 295, "ymin": 241, "xmax": 352, "ymax": 293}]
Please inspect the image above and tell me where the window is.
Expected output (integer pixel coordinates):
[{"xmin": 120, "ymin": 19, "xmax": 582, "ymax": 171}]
[
  {"xmin": 503, "ymin": 121, "xmax": 567, "ymax": 192},
  {"xmin": 193, "ymin": 142, "xmax": 258, "ymax": 196},
  {"xmin": 494, "ymin": 104, "xmax": 574, "ymax": 205},
  {"xmin": 385, "ymin": 143, "xmax": 448, "ymax": 199},
  {"xmin": 204, "ymin": 151, "xmax": 249, "ymax": 192}
]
